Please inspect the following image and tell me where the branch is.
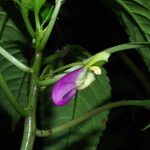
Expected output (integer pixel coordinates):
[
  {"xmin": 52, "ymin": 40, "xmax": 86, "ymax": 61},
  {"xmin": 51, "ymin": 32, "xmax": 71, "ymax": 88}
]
[
  {"xmin": 0, "ymin": 74, "xmax": 29, "ymax": 117},
  {"xmin": 20, "ymin": 51, "xmax": 42, "ymax": 150},
  {"xmin": 38, "ymin": 74, "xmax": 63, "ymax": 86},
  {"xmin": 43, "ymin": 47, "xmax": 69, "ymax": 64},
  {"xmin": 21, "ymin": 7, "xmax": 35, "ymax": 38},
  {"xmin": 85, "ymin": 42, "xmax": 150, "ymax": 67},
  {"xmin": 37, "ymin": 0, "xmax": 64, "ymax": 51},
  {"xmin": 0, "ymin": 46, "xmax": 32, "ymax": 73},
  {"xmin": 106, "ymin": 42, "xmax": 150, "ymax": 54},
  {"xmin": 36, "ymin": 99, "xmax": 150, "ymax": 137}
]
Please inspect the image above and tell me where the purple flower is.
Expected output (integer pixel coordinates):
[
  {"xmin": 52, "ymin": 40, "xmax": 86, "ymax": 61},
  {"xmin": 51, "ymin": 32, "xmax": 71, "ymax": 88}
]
[
  {"xmin": 51, "ymin": 68, "xmax": 84, "ymax": 106},
  {"xmin": 51, "ymin": 66, "xmax": 100, "ymax": 106}
]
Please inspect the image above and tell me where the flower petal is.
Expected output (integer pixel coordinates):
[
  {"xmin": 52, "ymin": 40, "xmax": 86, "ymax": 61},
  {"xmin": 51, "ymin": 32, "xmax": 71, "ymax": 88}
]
[{"xmin": 51, "ymin": 68, "xmax": 83, "ymax": 106}]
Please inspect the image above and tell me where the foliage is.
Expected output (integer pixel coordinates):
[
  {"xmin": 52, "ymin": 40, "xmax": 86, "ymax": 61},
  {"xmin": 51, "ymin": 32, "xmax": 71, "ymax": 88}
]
[
  {"xmin": 0, "ymin": 0, "xmax": 150, "ymax": 150},
  {"xmin": 115, "ymin": 0, "xmax": 150, "ymax": 70},
  {"xmin": 0, "ymin": 7, "xmax": 27, "ymax": 125}
]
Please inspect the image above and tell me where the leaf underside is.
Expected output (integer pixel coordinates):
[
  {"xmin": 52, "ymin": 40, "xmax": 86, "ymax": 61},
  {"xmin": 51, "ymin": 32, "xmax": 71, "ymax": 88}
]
[
  {"xmin": 0, "ymin": 7, "xmax": 28, "ymax": 125},
  {"xmin": 116, "ymin": 0, "xmax": 150, "ymax": 71}
]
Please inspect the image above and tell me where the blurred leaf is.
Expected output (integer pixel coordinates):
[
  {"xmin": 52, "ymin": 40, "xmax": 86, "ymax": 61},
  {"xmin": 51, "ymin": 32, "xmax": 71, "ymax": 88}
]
[
  {"xmin": 135, "ymin": 0, "xmax": 150, "ymax": 10},
  {"xmin": 41, "ymin": 68, "xmax": 111, "ymax": 150},
  {"xmin": 35, "ymin": 0, "xmax": 46, "ymax": 14},
  {"xmin": 20, "ymin": 0, "xmax": 34, "ymax": 10},
  {"xmin": 41, "ymin": 6, "xmax": 54, "ymax": 25},
  {"xmin": 20, "ymin": 0, "xmax": 46, "ymax": 12},
  {"xmin": 67, "ymin": 44, "xmax": 92, "ymax": 60},
  {"xmin": 0, "ymin": 7, "xmax": 28, "ymax": 125},
  {"xmin": 115, "ymin": 0, "xmax": 150, "ymax": 71}
]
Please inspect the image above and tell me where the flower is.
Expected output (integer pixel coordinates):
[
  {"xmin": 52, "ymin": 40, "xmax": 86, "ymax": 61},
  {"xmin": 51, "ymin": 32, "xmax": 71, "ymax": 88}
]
[{"xmin": 51, "ymin": 66, "xmax": 101, "ymax": 106}]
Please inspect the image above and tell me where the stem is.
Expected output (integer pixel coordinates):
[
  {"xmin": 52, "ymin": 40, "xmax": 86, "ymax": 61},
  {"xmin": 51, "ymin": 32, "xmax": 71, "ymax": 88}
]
[
  {"xmin": 0, "ymin": 74, "xmax": 29, "ymax": 117},
  {"xmin": 41, "ymin": 6, "xmax": 54, "ymax": 27},
  {"xmin": 34, "ymin": 0, "xmax": 41, "ymax": 30},
  {"xmin": 53, "ymin": 62, "xmax": 83, "ymax": 74},
  {"xmin": 36, "ymin": 99, "xmax": 150, "ymax": 137},
  {"xmin": 106, "ymin": 42, "xmax": 150, "ymax": 54},
  {"xmin": 40, "ymin": 65, "xmax": 52, "ymax": 77},
  {"xmin": 37, "ymin": 0, "xmax": 64, "ymax": 51},
  {"xmin": 21, "ymin": 7, "xmax": 35, "ymax": 38},
  {"xmin": 20, "ymin": 1, "xmax": 64, "ymax": 148},
  {"xmin": 85, "ymin": 42, "xmax": 150, "ymax": 67},
  {"xmin": 43, "ymin": 48, "xmax": 69, "ymax": 64},
  {"xmin": 142, "ymin": 123, "xmax": 150, "ymax": 131},
  {"xmin": 40, "ymin": 42, "xmax": 150, "ymax": 87},
  {"xmin": 0, "ymin": 46, "xmax": 32, "ymax": 73},
  {"xmin": 38, "ymin": 74, "xmax": 63, "ymax": 86},
  {"xmin": 38, "ymin": 62, "xmax": 83, "ymax": 87},
  {"xmin": 40, "ymin": 61, "xmax": 82, "ymax": 81},
  {"xmin": 20, "ymin": 52, "xmax": 42, "ymax": 150},
  {"xmin": 65, "ymin": 94, "xmax": 78, "ymax": 147}
]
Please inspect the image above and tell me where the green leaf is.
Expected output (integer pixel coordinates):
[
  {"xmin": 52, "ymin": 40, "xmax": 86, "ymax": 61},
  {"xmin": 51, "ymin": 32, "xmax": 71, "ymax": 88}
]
[
  {"xmin": 135, "ymin": 0, "xmax": 150, "ymax": 10},
  {"xmin": 20, "ymin": 0, "xmax": 34, "ymax": 10},
  {"xmin": 41, "ymin": 6, "xmax": 54, "ymax": 25},
  {"xmin": 0, "ymin": 7, "xmax": 28, "ymax": 125},
  {"xmin": 35, "ymin": 0, "xmax": 46, "ymax": 14},
  {"xmin": 42, "ymin": 68, "xmax": 111, "ymax": 150},
  {"xmin": 115, "ymin": 0, "xmax": 150, "ymax": 71}
]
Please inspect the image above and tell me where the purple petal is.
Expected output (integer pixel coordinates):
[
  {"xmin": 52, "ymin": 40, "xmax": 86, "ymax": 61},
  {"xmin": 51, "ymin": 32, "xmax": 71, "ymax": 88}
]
[{"xmin": 51, "ymin": 68, "xmax": 83, "ymax": 106}]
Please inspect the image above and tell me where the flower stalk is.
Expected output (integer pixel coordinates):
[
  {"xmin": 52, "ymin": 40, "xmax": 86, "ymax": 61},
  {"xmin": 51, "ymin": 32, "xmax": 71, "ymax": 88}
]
[
  {"xmin": 85, "ymin": 42, "xmax": 150, "ymax": 67},
  {"xmin": 36, "ymin": 99, "xmax": 150, "ymax": 137}
]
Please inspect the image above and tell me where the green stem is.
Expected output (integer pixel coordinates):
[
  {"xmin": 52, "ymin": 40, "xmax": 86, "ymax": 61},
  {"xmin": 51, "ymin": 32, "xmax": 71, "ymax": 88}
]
[
  {"xmin": 40, "ymin": 65, "xmax": 52, "ymax": 77},
  {"xmin": 33, "ymin": 0, "xmax": 44, "ymax": 49},
  {"xmin": 21, "ymin": 7, "xmax": 35, "ymax": 38},
  {"xmin": 36, "ymin": 99, "xmax": 150, "ymax": 137},
  {"xmin": 106, "ymin": 42, "xmax": 150, "ymax": 54},
  {"xmin": 85, "ymin": 42, "xmax": 150, "ymax": 67},
  {"xmin": 38, "ymin": 74, "xmax": 63, "ymax": 86},
  {"xmin": 142, "ymin": 122, "xmax": 150, "ymax": 131},
  {"xmin": 34, "ymin": 13, "xmax": 41, "ymax": 32},
  {"xmin": 65, "ymin": 94, "xmax": 78, "ymax": 147},
  {"xmin": 0, "ymin": 46, "xmax": 32, "ymax": 73},
  {"xmin": 39, "ymin": 62, "xmax": 83, "ymax": 87},
  {"xmin": 39, "ymin": 42, "xmax": 150, "ymax": 86},
  {"xmin": 53, "ymin": 62, "xmax": 83, "ymax": 74},
  {"xmin": 41, "ymin": 6, "xmax": 54, "ymax": 27},
  {"xmin": 40, "ymin": 61, "xmax": 82, "ymax": 81},
  {"xmin": 37, "ymin": 0, "xmax": 64, "ymax": 51},
  {"xmin": 0, "ymin": 74, "xmax": 29, "ymax": 117},
  {"xmin": 34, "ymin": 0, "xmax": 41, "ymax": 30},
  {"xmin": 43, "ymin": 48, "xmax": 69, "ymax": 64},
  {"xmin": 20, "ymin": 1, "xmax": 64, "ymax": 148},
  {"xmin": 20, "ymin": 52, "xmax": 42, "ymax": 150}
]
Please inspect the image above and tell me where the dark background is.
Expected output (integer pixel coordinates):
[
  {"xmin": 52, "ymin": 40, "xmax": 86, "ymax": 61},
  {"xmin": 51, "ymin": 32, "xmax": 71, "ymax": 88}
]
[{"xmin": 0, "ymin": 0, "xmax": 150, "ymax": 149}]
